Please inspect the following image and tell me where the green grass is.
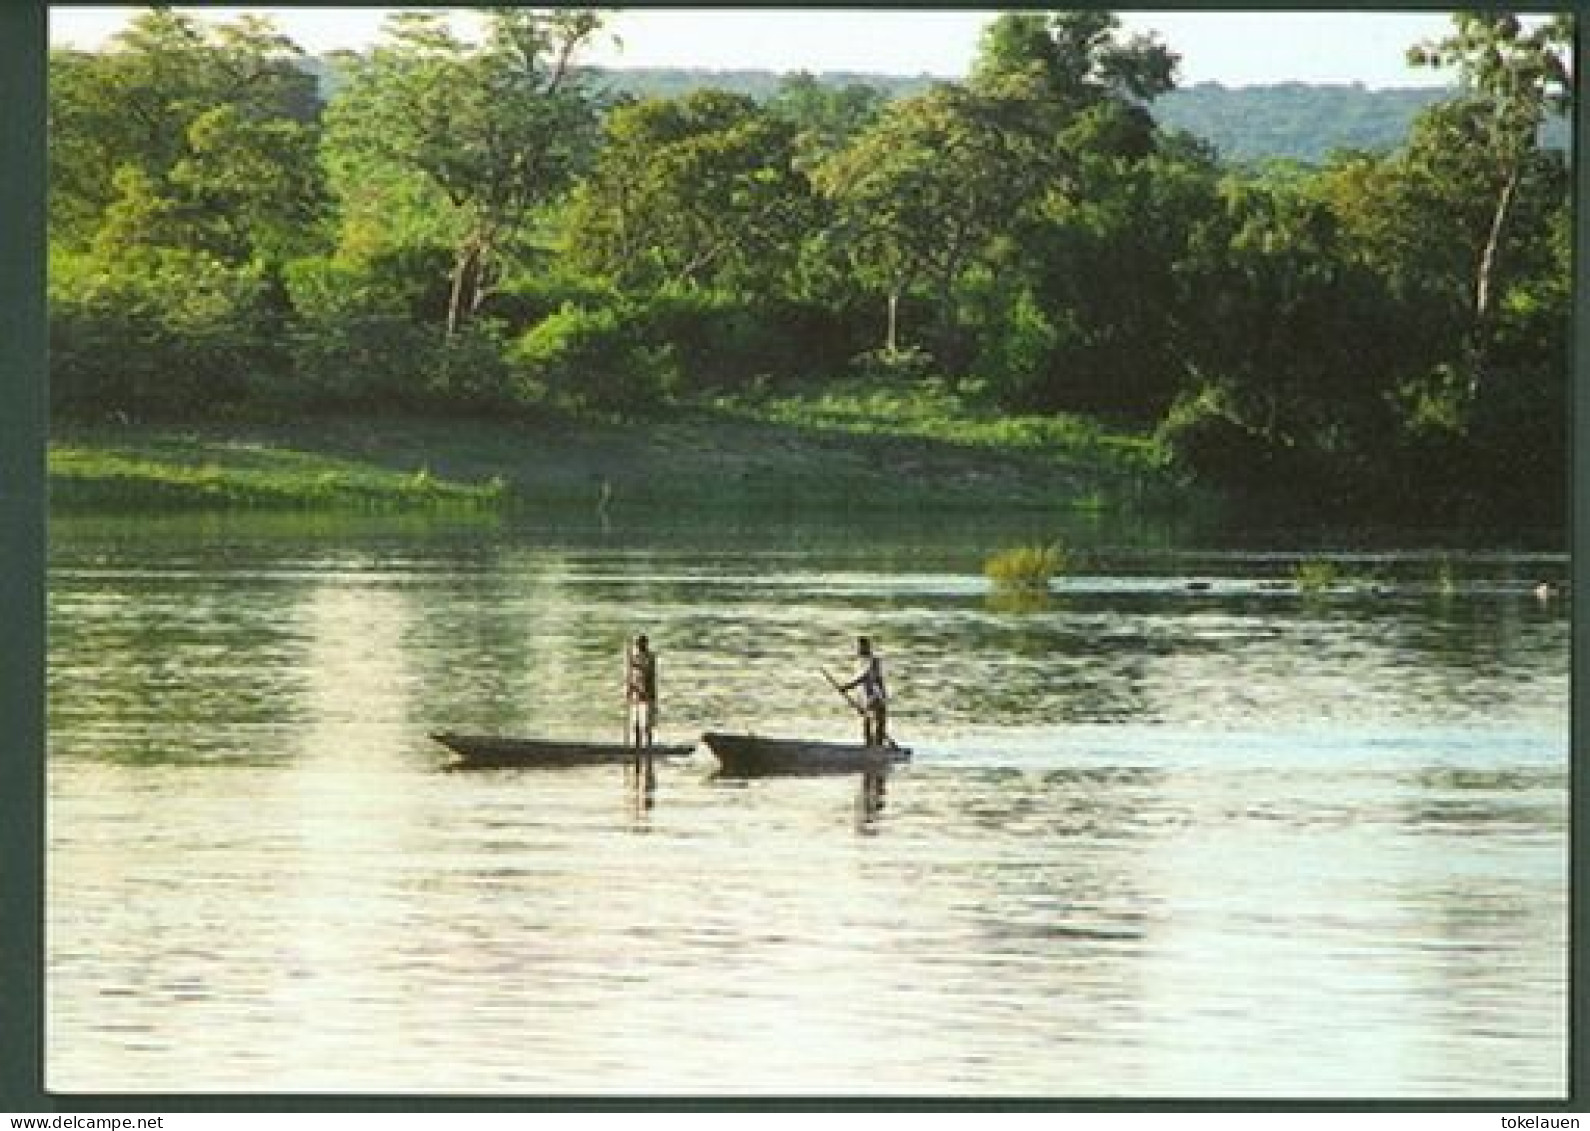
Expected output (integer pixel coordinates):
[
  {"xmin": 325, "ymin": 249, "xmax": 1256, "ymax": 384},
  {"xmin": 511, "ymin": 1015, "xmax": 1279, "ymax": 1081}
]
[
  {"xmin": 717, "ymin": 380, "xmax": 1166, "ymax": 479},
  {"xmin": 49, "ymin": 432, "xmax": 510, "ymax": 512},
  {"xmin": 49, "ymin": 393, "xmax": 1183, "ymax": 515},
  {"xmin": 703, "ymin": 381, "xmax": 1176, "ymax": 514}
]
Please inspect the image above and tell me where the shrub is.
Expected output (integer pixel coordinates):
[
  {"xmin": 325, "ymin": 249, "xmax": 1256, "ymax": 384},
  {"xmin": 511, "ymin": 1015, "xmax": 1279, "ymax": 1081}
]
[
  {"xmin": 850, "ymin": 345, "xmax": 936, "ymax": 384},
  {"xmin": 50, "ymin": 248, "xmax": 288, "ymax": 419},
  {"xmin": 512, "ymin": 302, "xmax": 679, "ymax": 415},
  {"xmin": 628, "ymin": 290, "xmax": 856, "ymax": 393},
  {"xmin": 984, "ymin": 543, "xmax": 1067, "ymax": 590},
  {"xmin": 635, "ymin": 289, "xmax": 769, "ymax": 390},
  {"xmin": 424, "ymin": 323, "xmax": 515, "ymax": 410},
  {"xmin": 485, "ymin": 268, "xmax": 619, "ymax": 328},
  {"xmin": 1156, "ymin": 384, "xmax": 1273, "ymax": 489},
  {"xmin": 972, "ymin": 289, "xmax": 1060, "ymax": 406},
  {"xmin": 1293, "ymin": 559, "xmax": 1339, "ymax": 593},
  {"xmin": 282, "ymin": 256, "xmax": 442, "ymax": 410},
  {"xmin": 283, "ymin": 258, "xmax": 518, "ymax": 413}
]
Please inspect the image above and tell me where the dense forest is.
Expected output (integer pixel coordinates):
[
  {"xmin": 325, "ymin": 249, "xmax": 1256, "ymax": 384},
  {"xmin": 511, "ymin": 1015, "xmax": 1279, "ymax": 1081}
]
[{"xmin": 48, "ymin": 9, "xmax": 1572, "ymax": 528}]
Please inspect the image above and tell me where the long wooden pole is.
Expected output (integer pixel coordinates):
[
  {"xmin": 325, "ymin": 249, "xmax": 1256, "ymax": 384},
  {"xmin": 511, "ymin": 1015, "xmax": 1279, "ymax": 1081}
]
[
  {"xmin": 624, "ymin": 642, "xmax": 637, "ymax": 784},
  {"xmin": 821, "ymin": 668, "xmax": 865, "ymax": 716}
]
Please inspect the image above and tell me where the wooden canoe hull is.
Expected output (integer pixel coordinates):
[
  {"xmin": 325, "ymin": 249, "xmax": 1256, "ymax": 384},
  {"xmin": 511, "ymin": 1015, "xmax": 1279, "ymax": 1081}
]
[
  {"xmin": 432, "ymin": 732, "xmax": 696, "ymax": 769},
  {"xmin": 701, "ymin": 731, "xmax": 911, "ymax": 778}
]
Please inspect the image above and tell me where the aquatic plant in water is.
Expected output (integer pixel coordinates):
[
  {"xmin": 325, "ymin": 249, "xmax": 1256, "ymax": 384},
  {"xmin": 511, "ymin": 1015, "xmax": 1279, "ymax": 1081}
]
[
  {"xmin": 1293, "ymin": 558, "xmax": 1339, "ymax": 594},
  {"xmin": 984, "ymin": 543, "xmax": 1067, "ymax": 590}
]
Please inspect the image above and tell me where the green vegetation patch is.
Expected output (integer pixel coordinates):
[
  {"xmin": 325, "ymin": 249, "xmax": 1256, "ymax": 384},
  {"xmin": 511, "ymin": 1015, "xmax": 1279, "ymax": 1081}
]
[
  {"xmin": 1293, "ymin": 558, "xmax": 1341, "ymax": 594},
  {"xmin": 49, "ymin": 433, "xmax": 509, "ymax": 512},
  {"xmin": 985, "ymin": 542, "xmax": 1068, "ymax": 590},
  {"xmin": 50, "ymin": 408, "xmax": 1175, "ymax": 518},
  {"xmin": 724, "ymin": 382, "xmax": 1161, "ymax": 469}
]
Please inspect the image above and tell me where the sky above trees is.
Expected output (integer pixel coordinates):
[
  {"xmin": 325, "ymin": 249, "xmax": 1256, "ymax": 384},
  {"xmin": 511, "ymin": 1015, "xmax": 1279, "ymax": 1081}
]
[{"xmin": 49, "ymin": 7, "xmax": 1473, "ymax": 88}]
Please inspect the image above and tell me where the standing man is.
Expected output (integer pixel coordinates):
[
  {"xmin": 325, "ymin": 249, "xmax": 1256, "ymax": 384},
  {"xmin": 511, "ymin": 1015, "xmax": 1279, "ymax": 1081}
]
[
  {"xmin": 625, "ymin": 633, "xmax": 658, "ymax": 749},
  {"xmin": 839, "ymin": 635, "xmax": 888, "ymax": 748}
]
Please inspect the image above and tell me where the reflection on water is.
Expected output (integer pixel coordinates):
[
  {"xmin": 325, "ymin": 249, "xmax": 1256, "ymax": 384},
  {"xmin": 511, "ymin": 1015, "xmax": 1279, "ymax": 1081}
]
[{"xmin": 46, "ymin": 512, "xmax": 1568, "ymax": 1097}]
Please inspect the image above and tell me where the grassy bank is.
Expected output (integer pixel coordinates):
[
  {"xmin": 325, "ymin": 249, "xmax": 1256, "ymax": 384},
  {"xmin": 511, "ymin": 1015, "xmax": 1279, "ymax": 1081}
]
[
  {"xmin": 714, "ymin": 382, "xmax": 1166, "ymax": 505},
  {"xmin": 50, "ymin": 430, "xmax": 509, "ymax": 512},
  {"xmin": 49, "ymin": 395, "xmax": 1178, "ymax": 514}
]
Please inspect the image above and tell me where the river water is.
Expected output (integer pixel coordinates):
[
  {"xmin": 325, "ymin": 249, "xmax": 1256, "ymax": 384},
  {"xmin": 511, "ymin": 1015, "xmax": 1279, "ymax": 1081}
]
[{"xmin": 45, "ymin": 510, "xmax": 1569, "ymax": 1098}]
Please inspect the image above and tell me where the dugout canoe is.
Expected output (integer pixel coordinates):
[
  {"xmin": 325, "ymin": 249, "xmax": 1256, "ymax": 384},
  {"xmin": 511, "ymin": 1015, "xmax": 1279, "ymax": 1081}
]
[
  {"xmin": 701, "ymin": 731, "xmax": 911, "ymax": 778},
  {"xmin": 432, "ymin": 731, "xmax": 696, "ymax": 769}
]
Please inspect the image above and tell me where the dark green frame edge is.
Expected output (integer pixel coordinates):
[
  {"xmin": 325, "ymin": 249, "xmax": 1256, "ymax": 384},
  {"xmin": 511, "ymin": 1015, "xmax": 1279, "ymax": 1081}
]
[
  {"xmin": 2, "ymin": 0, "xmax": 1584, "ymax": 1113},
  {"xmin": 1571, "ymin": 0, "xmax": 1586, "ymax": 1115},
  {"xmin": 2, "ymin": 0, "xmax": 47, "ymax": 1115}
]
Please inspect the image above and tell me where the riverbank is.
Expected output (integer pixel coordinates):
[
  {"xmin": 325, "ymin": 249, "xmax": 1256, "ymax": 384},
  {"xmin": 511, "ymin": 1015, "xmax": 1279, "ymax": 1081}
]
[
  {"xmin": 49, "ymin": 428, "xmax": 510, "ymax": 512},
  {"xmin": 49, "ymin": 397, "xmax": 1179, "ymax": 515}
]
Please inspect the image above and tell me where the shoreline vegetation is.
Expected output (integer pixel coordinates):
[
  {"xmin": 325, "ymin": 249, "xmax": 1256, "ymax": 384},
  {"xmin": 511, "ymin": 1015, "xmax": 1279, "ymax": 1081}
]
[
  {"xmin": 49, "ymin": 392, "xmax": 1175, "ymax": 515},
  {"xmin": 45, "ymin": 10, "xmax": 1570, "ymax": 534}
]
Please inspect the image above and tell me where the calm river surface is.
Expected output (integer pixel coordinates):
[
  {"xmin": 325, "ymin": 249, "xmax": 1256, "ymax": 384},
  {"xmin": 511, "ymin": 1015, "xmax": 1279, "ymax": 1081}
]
[{"xmin": 46, "ymin": 510, "xmax": 1569, "ymax": 1098}]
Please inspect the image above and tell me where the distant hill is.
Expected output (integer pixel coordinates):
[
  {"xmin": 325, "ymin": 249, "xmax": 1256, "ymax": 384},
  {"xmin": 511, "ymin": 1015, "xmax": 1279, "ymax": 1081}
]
[
  {"xmin": 589, "ymin": 66, "xmax": 936, "ymax": 105},
  {"xmin": 1156, "ymin": 81, "xmax": 1452, "ymax": 163},
  {"xmin": 584, "ymin": 68, "xmax": 1468, "ymax": 163},
  {"xmin": 303, "ymin": 58, "xmax": 1570, "ymax": 165}
]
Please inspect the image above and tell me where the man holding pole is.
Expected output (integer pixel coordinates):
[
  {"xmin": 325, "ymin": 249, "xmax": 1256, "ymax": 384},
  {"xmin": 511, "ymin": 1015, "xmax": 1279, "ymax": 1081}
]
[
  {"xmin": 625, "ymin": 633, "xmax": 658, "ymax": 749},
  {"xmin": 836, "ymin": 635, "xmax": 889, "ymax": 748},
  {"xmin": 624, "ymin": 632, "xmax": 660, "ymax": 795}
]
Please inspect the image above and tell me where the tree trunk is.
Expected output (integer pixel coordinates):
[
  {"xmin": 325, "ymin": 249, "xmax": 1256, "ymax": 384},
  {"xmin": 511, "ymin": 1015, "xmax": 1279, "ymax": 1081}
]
[
  {"xmin": 446, "ymin": 238, "xmax": 485, "ymax": 338},
  {"xmin": 1466, "ymin": 161, "xmax": 1522, "ymax": 402},
  {"xmin": 885, "ymin": 289, "xmax": 900, "ymax": 355},
  {"xmin": 445, "ymin": 247, "xmax": 471, "ymax": 339},
  {"xmin": 1475, "ymin": 162, "xmax": 1521, "ymax": 327}
]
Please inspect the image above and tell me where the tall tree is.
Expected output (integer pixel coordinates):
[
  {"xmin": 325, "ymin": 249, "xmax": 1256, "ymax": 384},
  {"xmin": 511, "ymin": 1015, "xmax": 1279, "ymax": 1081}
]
[
  {"xmin": 816, "ymin": 82, "xmax": 1053, "ymax": 356},
  {"xmin": 48, "ymin": 8, "xmax": 324, "ymax": 260},
  {"xmin": 766, "ymin": 72, "xmax": 887, "ymax": 169},
  {"xmin": 1156, "ymin": 173, "xmax": 1419, "ymax": 505},
  {"xmin": 1007, "ymin": 135, "xmax": 1224, "ymax": 418},
  {"xmin": 324, "ymin": 10, "xmax": 605, "ymax": 335},
  {"xmin": 970, "ymin": 11, "xmax": 1176, "ymax": 121},
  {"xmin": 563, "ymin": 90, "xmax": 815, "ymax": 294},
  {"xmin": 1408, "ymin": 11, "xmax": 1572, "ymax": 394},
  {"xmin": 953, "ymin": 9, "xmax": 1182, "ymax": 400}
]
